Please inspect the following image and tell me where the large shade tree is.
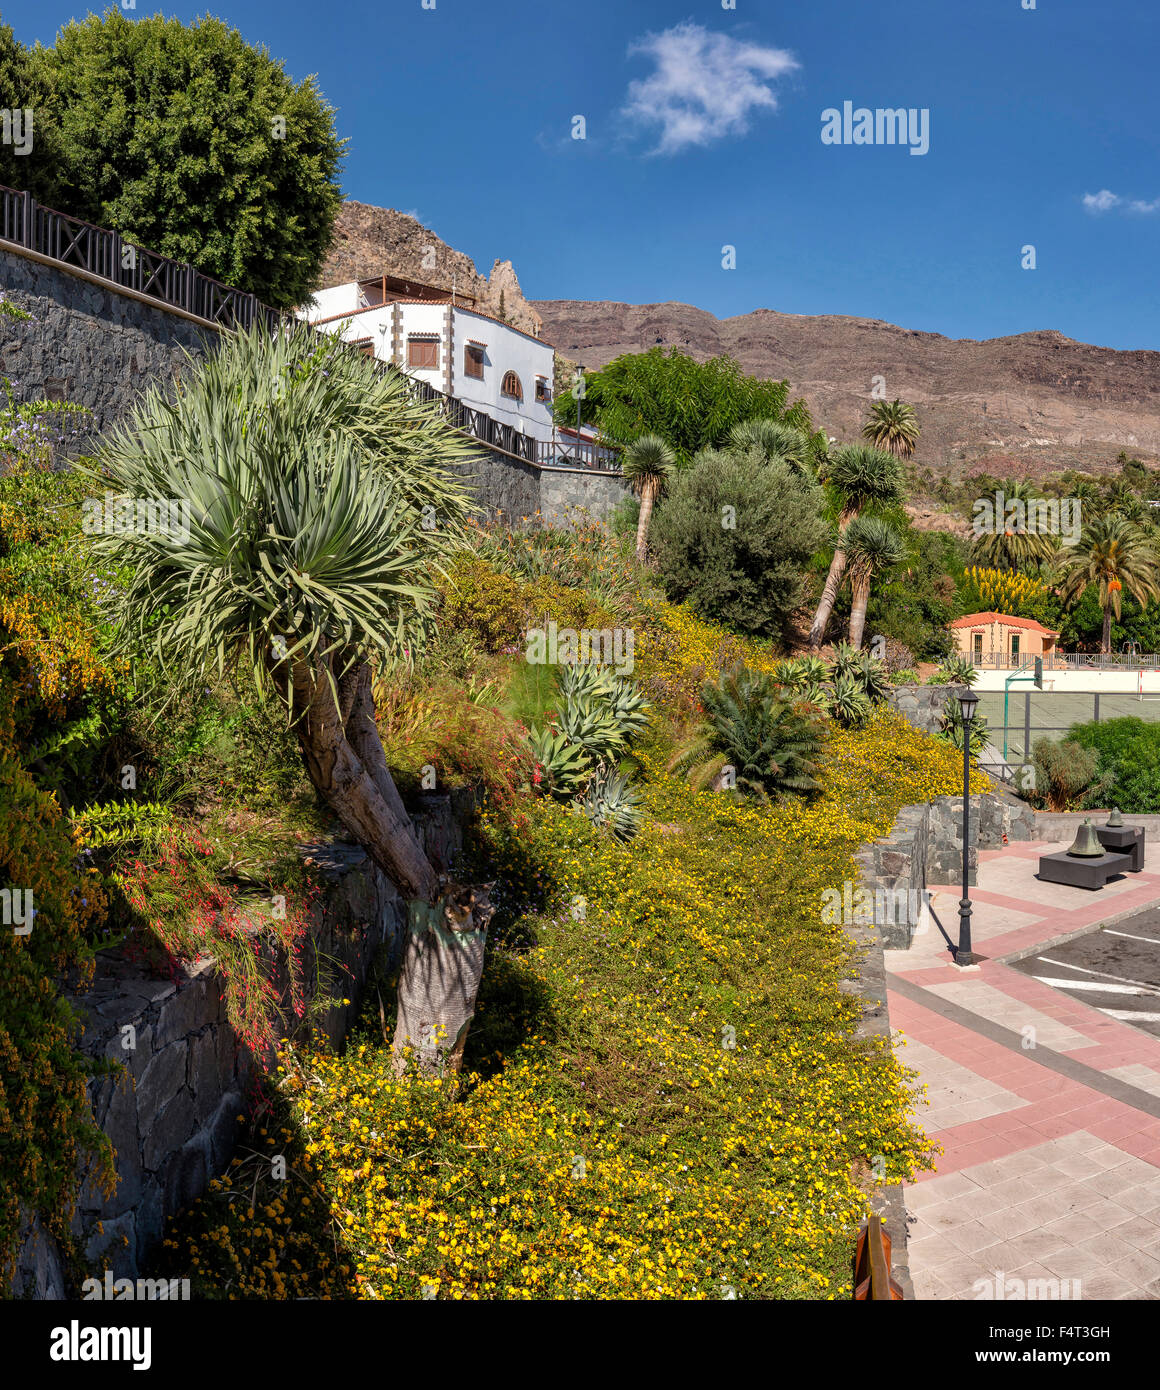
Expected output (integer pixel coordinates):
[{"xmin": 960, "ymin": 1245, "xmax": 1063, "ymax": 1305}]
[
  {"xmin": 11, "ymin": 10, "xmax": 345, "ymax": 310},
  {"xmin": 1058, "ymin": 513, "xmax": 1160, "ymax": 654},
  {"xmin": 555, "ymin": 347, "xmax": 826, "ymax": 468},
  {"xmin": 808, "ymin": 444, "xmax": 905, "ymax": 648},
  {"xmin": 86, "ymin": 321, "xmax": 489, "ymax": 1073}
]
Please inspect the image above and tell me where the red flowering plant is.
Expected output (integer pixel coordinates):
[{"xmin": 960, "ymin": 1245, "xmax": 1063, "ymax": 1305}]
[{"xmin": 116, "ymin": 828, "xmax": 324, "ymax": 1063}]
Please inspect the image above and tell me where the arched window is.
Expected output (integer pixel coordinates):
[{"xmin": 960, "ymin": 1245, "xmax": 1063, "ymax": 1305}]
[{"xmin": 501, "ymin": 370, "xmax": 523, "ymax": 400}]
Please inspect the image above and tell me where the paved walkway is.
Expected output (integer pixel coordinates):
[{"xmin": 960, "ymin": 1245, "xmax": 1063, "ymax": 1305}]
[{"xmin": 890, "ymin": 836, "xmax": 1160, "ymax": 1300}]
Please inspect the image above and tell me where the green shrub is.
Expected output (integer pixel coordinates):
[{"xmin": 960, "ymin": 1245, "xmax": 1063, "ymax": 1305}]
[
  {"xmin": 650, "ymin": 449, "xmax": 827, "ymax": 640},
  {"xmin": 1023, "ymin": 737, "xmax": 1113, "ymax": 812},
  {"xmin": 1067, "ymin": 717, "xmax": 1160, "ymax": 813},
  {"xmin": 670, "ymin": 665, "xmax": 825, "ymax": 801}
]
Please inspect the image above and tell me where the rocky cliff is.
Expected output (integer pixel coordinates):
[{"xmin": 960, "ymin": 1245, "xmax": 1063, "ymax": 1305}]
[
  {"xmin": 532, "ymin": 300, "xmax": 1160, "ymax": 477},
  {"xmin": 320, "ymin": 201, "xmax": 541, "ymax": 337}
]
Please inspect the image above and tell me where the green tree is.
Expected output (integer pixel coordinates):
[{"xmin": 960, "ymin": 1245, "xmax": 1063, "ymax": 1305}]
[
  {"xmin": 807, "ymin": 444, "xmax": 906, "ymax": 648},
  {"xmin": 621, "ymin": 432, "xmax": 675, "ymax": 561},
  {"xmin": 861, "ymin": 398, "xmax": 920, "ymax": 459},
  {"xmin": 26, "ymin": 9, "xmax": 345, "ymax": 309},
  {"xmin": 555, "ymin": 347, "xmax": 824, "ymax": 466},
  {"xmin": 844, "ymin": 515, "xmax": 906, "ymax": 649},
  {"xmin": 970, "ymin": 477, "xmax": 1058, "ymax": 572},
  {"xmin": 650, "ymin": 445, "xmax": 828, "ymax": 640},
  {"xmin": 84, "ymin": 321, "xmax": 489, "ymax": 1074},
  {"xmin": 1058, "ymin": 513, "xmax": 1160, "ymax": 654},
  {"xmin": 0, "ymin": 16, "xmax": 61, "ymax": 202}
]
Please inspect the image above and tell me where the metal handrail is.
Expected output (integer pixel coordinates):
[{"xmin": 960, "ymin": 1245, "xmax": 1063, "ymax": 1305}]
[{"xmin": 0, "ymin": 181, "xmax": 621, "ymax": 475}]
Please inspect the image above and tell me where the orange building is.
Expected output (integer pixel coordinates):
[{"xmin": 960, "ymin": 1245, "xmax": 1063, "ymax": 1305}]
[{"xmin": 949, "ymin": 611, "xmax": 1059, "ymax": 667}]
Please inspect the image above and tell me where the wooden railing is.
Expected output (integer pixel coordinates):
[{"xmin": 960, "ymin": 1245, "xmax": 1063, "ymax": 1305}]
[
  {"xmin": 0, "ymin": 184, "xmax": 279, "ymax": 332},
  {"xmin": 853, "ymin": 1215, "xmax": 905, "ymax": 1300}
]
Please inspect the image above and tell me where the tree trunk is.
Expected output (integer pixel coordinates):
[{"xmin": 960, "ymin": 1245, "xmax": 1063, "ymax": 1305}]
[
  {"xmin": 809, "ymin": 521, "xmax": 854, "ymax": 649},
  {"xmin": 288, "ymin": 655, "xmax": 493, "ymax": 1074},
  {"xmin": 634, "ymin": 480, "xmax": 656, "ymax": 561},
  {"xmin": 1102, "ymin": 605, "xmax": 1112, "ymax": 654},
  {"xmin": 290, "ymin": 658, "xmax": 439, "ymax": 902},
  {"xmin": 392, "ymin": 888, "xmax": 494, "ymax": 1077},
  {"xmin": 848, "ymin": 576, "xmax": 871, "ymax": 649}
]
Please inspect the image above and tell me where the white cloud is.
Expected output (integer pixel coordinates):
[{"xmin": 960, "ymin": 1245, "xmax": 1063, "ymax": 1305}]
[
  {"xmin": 622, "ymin": 21, "xmax": 798, "ymax": 155},
  {"xmin": 1082, "ymin": 189, "xmax": 1160, "ymax": 215},
  {"xmin": 1082, "ymin": 189, "xmax": 1122, "ymax": 213}
]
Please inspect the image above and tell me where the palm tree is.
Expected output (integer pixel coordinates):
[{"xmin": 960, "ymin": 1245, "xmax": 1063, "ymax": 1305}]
[
  {"xmin": 972, "ymin": 477, "xmax": 1057, "ymax": 571},
  {"xmin": 728, "ymin": 418, "xmax": 816, "ymax": 479},
  {"xmin": 1058, "ymin": 513, "xmax": 1160, "ymax": 653},
  {"xmin": 668, "ymin": 665, "xmax": 824, "ymax": 802},
  {"xmin": 844, "ymin": 515, "xmax": 906, "ymax": 649},
  {"xmin": 84, "ymin": 319, "xmax": 490, "ymax": 1074},
  {"xmin": 808, "ymin": 444, "xmax": 905, "ymax": 648},
  {"xmin": 862, "ymin": 399, "xmax": 920, "ymax": 459},
  {"xmin": 623, "ymin": 432, "xmax": 676, "ymax": 561}
]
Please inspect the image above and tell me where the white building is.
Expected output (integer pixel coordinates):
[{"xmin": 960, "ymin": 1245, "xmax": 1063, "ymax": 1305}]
[{"xmin": 300, "ymin": 274, "xmax": 557, "ymax": 448}]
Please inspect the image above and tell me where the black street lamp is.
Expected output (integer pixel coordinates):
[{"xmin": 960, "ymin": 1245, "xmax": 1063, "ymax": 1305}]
[
  {"xmin": 956, "ymin": 687, "xmax": 980, "ymax": 966},
  {"xmin": 574, "ymin": 365, "xmax": 585, "ymax": 461}
]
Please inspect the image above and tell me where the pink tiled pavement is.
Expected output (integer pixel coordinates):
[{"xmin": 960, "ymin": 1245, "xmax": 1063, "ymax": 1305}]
[{"xmin": 887, "ymin": 835, "xmax": 1160, "ymax": 1299}]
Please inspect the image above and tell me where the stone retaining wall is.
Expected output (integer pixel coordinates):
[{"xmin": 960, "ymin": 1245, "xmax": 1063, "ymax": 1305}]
[
  {"xmin": 1, "ymin": 243, "xmax": 627, "ymax": 526},
  {"xmin": 10, "ymin": 791, "xmax": 472, "ymax": 1299}
]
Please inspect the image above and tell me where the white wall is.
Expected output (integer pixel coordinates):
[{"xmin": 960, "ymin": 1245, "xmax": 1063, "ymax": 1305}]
[
  {"xmin": 449, "ymin": 307, "xmax": 554, "ymax": 442},
  {"xmin": 295, "ymin": 293, "xmax": 557, "ymax": 445},
  {"xmin": 299, "ymin": 282, "xmax": 363, "ymax": 323}
]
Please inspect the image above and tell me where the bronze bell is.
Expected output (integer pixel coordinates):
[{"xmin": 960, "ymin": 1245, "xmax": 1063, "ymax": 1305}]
[
  {"xmin": 1107, "ymin": 807, "xmax": 1124, "ymax": 828},
  {"xmin": 1066, "ymin": 818, "xmax": 1104, "ymax": 858}
]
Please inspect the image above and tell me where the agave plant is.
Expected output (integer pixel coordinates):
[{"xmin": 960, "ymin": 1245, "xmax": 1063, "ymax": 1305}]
[
  {"xmin": 935, "ymin": 655, "xmax": 979, "ymax": 687},
  {"xmin": 669, "ymin": 665, "xmax": 825, "ymax": 802},
  {"xmin": 852, "ymin": 652, "xmax": 892, "ymax": 704},
  {"xmin": 555, "ymin": 693, "xmax": 627, "ymax": 766},
  {"xmin": 827, "ymin": 673, "xmax": 873, "ymax": 729},
  {"xmin": 829, "ymin": 640, "xmax": 864, "ymax": 683},
  {"xmin": 578, "ymin": 766, "xmax": 644, "ymax": 841},
  {"xmin": 529, "ymin": 727, "xmax": 592, "ymax": 796}
]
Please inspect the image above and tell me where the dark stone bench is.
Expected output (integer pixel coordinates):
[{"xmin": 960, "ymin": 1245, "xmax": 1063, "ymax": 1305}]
[
  {"xmin": 1037, "ymin": 850, "xmax": 1127, "ymax": 890},
  {"xmin": 1096, "ymin": 824, "xmax": 1145, "ymax": 872}
]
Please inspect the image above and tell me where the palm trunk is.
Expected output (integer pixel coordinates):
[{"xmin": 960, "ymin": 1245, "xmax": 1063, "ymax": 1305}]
[
  {"xmin": 1102, "ymin": 606, "xmax": 1112, "ymax": 655},
  {"xmin": 809, "ymin": 510, "xmax": 856, "ymax": 648},
  {"xmin": 392, "ymin": 889, "xmax": 494, "ymax": 1078},
  {"xmin": 287, "ymin": 656, "xmax": 493, "ymax": 1075},
  {"xmin": 635, "ymin": 480, "xmax": 657, "ymax": 561},
  {"xmin": 290, "ymin": 659, "xmax": 439, "ymax": 901},
  {"xmin": 848, "ymin": 575, "xmax": 871, "ymax": 649}
]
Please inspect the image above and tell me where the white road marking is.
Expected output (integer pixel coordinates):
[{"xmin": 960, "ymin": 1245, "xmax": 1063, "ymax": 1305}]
[
  {"xmin": 1037, "ymin": 955, "xmax": 1160, "ymax": 993},
  {"xmin": 1105, "ymin": 928, "xmax": 1160, "ymax": 946},
  {"xmin": 1032, "ymin": 975, "xmax": 1160, "ymax": 997},
  {"xmin": 1095, "ymin": 1009, "xmax": 1160, "ymax": 1023}
]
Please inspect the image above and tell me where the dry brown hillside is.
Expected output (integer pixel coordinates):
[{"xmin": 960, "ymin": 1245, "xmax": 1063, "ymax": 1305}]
[{"xmin": 533, "ymin": 299, "xmax": 1160, "ymax": 478}]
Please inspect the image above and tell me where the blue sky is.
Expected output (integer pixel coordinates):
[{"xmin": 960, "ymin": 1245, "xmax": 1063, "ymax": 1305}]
[{"xmin": 11, "ymin": 1, "xmax": 1160, "ymax": 349}]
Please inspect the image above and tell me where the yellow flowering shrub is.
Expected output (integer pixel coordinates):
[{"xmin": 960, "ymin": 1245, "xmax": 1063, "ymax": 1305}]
[{"xmin": 163, "ymin": 705, "xmax": 981, "ymax": 1300}]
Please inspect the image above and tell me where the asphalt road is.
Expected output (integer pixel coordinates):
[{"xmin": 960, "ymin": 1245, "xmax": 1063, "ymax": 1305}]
[{"xmin": 1010, "ymin": 909, "xmax": 1160, "ymax": 1039}]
